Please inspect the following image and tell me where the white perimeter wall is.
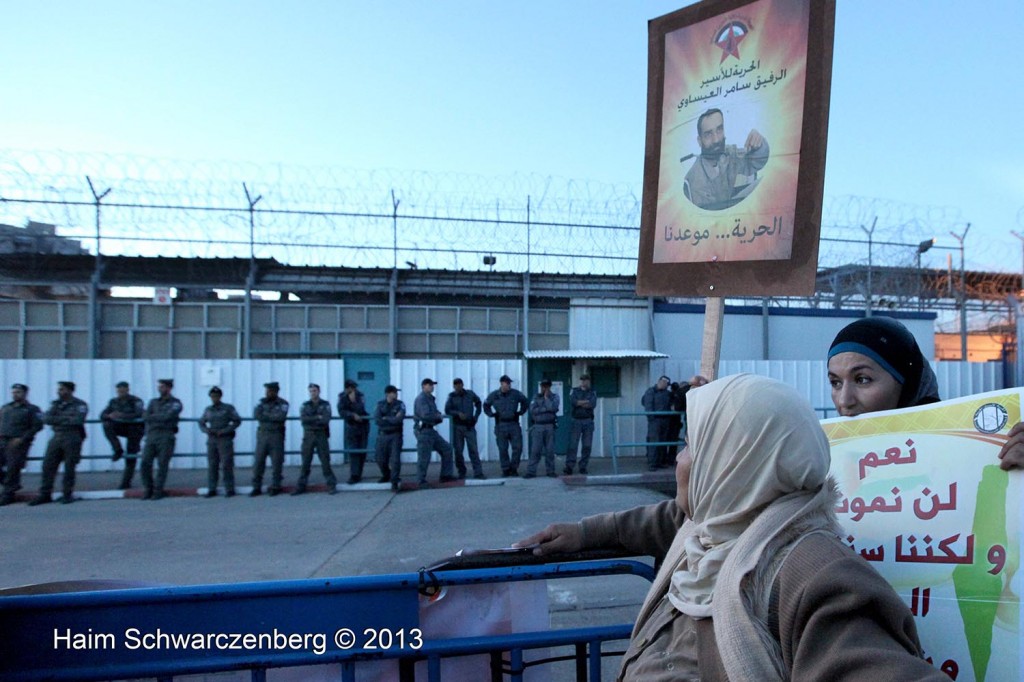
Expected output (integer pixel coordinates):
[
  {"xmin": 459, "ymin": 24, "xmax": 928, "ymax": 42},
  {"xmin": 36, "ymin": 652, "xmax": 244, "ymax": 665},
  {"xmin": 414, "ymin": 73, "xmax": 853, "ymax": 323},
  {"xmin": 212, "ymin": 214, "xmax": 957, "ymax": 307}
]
[
  {"xmin": 650, "ymin": 359, "xmax": 1004, "ymax": 416},
  {"xmin": 652, "ymin": 308, "xmax": 937, "ymax": 361}
]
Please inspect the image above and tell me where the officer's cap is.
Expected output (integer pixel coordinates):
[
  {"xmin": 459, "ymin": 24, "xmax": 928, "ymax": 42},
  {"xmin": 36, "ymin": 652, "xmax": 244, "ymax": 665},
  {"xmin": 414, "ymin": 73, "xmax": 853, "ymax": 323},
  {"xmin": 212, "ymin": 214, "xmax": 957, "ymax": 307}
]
[
  {"xmin": 11, "ymin": 383, "xmax": 27, "ymax": 391},
  {"xmin": 384, "ymin": 385, "xmax": 399, "ymax": 394},
  {"xmin": 158, "ymin": 378, "xmax": 174, "ymax": 388},
  {"xmin": 499, "ymin": 375, "xmax": 513, "ymax": 384},
  {"xmin": 209, "ymin": 386, "xmax": 223, "ymax": 396},
  {"xmin": 58, "ymin": 381, "xmax": 75, "ymax": 391},
  {"xmin": 264, "ymin": 381, "xmax": 280, "ymax": 390},
  {"xmin": 344, "ymin": 379, "xmax": 358, "ymax": 388},
  {"xmin": 308, "ymin": 383, "xmax": 320, "ymax": 390},
  {"xmin": 116, "ymin": 381, "xmax": 129, "ymax": 389}
]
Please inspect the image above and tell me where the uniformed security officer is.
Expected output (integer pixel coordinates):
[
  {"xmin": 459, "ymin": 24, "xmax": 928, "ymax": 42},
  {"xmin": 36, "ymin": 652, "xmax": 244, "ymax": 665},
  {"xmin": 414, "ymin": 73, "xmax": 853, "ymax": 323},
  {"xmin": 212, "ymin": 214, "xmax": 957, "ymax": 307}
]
[
  {"xmin": 413, "ymin": 378, "xmax": 456, "ymax": 487},
  {"xmin": 525, "ymin": 379, "xmax": 559, "ymax": 478},
  {"xmin": 198, "ymin": 386, "xmax": 242, "ymax": 498},
  {"xmin": 483, "ymin": 375, "xmax": 529, "ymax": 477},
  {"xmin": 565, "ymin": 374, "xmax": 598, "ymax": 475},
  {"xmin": 29, "ymin": 381, "xmax": 88, "ymax": 506},
  {"xmin": 337, "ymin": 379, "xmax": 370, "ymax": 485},
  {"xmin": 140, "ymin": 378, "xmax": 183, "ymax": 500},
  {"xmin": 641, "ymin": 375, "xmax": 673, "ymax": 471},
  {"xmin": 444, "ymin": 378, "xmax": 485, "ymax": 479},
  {"xmin": 294, "ymin": 383, "xmax": 337, "ymax": 495},
  {"xmin": 252, "ymin": 381, "xmax": 289, "ymax": 496},
  {"xmin": 373, "ymin": 385, "xmax": 405, "ymax": 492},
  {"xmin": 100, "ymin": 381, "xmax": 145, "ymax": 490},
  {"xmin": 0, "ymin": 383, "xmax": 44, "ymax": 505}
]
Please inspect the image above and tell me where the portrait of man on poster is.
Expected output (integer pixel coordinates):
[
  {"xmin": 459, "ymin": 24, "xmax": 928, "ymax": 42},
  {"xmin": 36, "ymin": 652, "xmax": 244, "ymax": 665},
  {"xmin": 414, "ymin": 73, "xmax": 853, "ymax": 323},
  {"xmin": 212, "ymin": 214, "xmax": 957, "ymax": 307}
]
[
  {"xmin": 683, "ymin": 107, "xmax": 769, "ymax": 211},
  {"xmin": 637, "ymin": 0, "xmax": 833, "ymax": 296}
]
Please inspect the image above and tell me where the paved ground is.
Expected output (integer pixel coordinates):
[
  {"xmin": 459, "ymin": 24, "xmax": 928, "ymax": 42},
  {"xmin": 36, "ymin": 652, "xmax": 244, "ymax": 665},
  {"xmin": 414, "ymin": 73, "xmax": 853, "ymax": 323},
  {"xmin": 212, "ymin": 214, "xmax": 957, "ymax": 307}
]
[{"xmin": 1, "ymin": 455, "xmax": 672, "ymax": 680}]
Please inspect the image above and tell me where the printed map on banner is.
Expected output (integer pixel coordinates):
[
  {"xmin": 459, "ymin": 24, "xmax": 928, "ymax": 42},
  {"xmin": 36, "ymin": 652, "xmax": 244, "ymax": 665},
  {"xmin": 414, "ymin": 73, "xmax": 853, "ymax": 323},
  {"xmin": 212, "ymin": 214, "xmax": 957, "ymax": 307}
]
[{"xmin": 823, "ymin": 389, "xmax": 1022, "ymax": 681}]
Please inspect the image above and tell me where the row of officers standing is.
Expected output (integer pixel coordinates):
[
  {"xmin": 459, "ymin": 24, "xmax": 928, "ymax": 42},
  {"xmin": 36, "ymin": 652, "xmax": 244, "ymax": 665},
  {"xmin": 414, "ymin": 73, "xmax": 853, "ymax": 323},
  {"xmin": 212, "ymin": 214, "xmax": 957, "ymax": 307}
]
[{"xmin": 0, "ymin": 374, "xmax": 601, "ymax": 504}]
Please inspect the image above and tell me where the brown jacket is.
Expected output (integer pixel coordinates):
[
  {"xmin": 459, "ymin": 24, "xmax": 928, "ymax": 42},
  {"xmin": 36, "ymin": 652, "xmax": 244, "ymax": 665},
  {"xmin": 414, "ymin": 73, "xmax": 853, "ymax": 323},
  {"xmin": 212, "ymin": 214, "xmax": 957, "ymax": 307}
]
[{"xmin": 579, "ymin": 500, "xmax": 947, "ymax": 681}]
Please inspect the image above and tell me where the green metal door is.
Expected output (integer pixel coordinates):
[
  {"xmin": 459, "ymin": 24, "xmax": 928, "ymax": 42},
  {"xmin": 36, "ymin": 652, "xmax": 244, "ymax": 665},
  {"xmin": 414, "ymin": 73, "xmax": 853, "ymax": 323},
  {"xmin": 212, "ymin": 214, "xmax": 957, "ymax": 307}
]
[{"xmin": 341, "ymin": 354, "xmax": 390, "ymax": 455}]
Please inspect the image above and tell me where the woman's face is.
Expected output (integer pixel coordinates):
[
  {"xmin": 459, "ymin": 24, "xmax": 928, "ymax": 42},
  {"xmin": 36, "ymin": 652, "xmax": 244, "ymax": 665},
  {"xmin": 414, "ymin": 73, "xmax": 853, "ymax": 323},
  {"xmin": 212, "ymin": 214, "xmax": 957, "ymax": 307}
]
[
  {"xmin": 674, "ymin": 446, "xmax": 693, "ymax": 516},
  {"xmin": 827, "ymin": 351, "xmax": 901, "ymax": 417}
]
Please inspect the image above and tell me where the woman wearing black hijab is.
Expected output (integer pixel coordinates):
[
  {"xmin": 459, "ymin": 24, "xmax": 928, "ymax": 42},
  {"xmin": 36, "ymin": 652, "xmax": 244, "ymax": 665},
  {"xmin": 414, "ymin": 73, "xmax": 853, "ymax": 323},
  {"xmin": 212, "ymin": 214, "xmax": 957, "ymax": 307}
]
[
  {"xmin": 827, "ymin": 316, "xmax": 1023, "ymax": 470},
  {"xmin": 826, "ymin": 317, "xmax": 940, "ymax": 415}
]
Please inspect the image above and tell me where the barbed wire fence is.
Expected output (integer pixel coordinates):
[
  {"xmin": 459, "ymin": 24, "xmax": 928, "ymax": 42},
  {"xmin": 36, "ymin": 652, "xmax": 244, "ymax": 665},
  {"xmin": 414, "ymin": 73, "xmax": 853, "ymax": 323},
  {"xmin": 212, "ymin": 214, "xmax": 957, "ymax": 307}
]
[{"xmin": 0, "ymin": 149, "xmax": 1019, "ymax": 335}]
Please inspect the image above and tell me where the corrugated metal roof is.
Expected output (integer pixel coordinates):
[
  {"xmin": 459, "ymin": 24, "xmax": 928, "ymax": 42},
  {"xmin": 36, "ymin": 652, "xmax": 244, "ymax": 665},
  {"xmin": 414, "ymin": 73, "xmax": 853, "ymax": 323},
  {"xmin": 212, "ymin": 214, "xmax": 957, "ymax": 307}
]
[{"xmin": 524, "ymin": 350, "xmax": 668, "ymax": 359}]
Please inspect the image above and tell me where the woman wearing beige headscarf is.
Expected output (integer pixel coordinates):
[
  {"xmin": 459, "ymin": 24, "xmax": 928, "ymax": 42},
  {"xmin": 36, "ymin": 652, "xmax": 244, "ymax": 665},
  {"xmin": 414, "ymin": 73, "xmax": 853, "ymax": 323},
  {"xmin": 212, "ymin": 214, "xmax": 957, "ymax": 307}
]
[{"xmin": 518, "ymin": 374, "xmax": 945, "ymax": 681}]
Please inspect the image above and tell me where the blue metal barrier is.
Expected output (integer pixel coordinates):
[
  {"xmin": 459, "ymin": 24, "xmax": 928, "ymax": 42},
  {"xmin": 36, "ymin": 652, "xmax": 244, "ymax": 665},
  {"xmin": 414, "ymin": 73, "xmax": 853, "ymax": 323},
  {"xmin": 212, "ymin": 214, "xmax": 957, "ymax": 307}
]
[
  {"xmin": 608, "ymin": 410, "xmax": 682, "ymax": 474},
  {"xmin": 0, "ymin": 558, "xmax": 655, "ymax": 682},
  {"xmin": 610, "ymin": 408, "xmax": 838, "ymax": 473}
]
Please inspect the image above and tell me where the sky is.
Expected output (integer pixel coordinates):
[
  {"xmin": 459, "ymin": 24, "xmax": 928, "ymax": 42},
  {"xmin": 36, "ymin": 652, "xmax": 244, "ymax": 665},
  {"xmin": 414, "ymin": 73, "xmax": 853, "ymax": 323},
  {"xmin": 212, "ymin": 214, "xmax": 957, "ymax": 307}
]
[{"xmin": 1, "ymin": 0, "xmax": 1022, "ymax": 272}]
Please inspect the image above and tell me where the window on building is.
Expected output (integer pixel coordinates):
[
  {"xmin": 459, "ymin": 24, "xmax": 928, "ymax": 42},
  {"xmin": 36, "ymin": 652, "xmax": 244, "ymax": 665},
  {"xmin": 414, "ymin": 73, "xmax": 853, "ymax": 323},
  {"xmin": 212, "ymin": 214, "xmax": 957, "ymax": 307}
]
[{"xmin": 589, "ymin": 366, "xmax": 620, "ymax": 398}]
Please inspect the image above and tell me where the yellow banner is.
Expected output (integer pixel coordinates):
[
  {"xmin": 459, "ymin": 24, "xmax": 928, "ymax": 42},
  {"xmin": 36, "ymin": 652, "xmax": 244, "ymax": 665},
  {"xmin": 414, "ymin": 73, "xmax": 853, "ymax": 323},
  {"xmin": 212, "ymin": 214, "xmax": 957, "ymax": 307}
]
[{"xmin": 824, "ymin": 389, "xmax": 1022, "ymax": 681}]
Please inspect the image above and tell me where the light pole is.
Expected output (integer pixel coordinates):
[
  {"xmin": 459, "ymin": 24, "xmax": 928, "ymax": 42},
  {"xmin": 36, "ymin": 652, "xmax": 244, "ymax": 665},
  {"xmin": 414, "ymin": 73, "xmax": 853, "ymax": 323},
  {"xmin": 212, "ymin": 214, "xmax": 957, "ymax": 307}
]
[
  {"xmin": 949, "ymin": 224, "xmax": 971, "ymax": 361},
  {"xmin": 86, "ymin": 176, "xmax": 111, "ymax": 360},
  {"xmin": 861, "ymin": 217, "xmax": 877, "ymax": 317},
  {"xmin": 242, "ymin": 183, "xmax": 262, "ymax": 360},
  {"xmin": 915, "ymin": 238, "xmax": 935, "ymax": 311}
]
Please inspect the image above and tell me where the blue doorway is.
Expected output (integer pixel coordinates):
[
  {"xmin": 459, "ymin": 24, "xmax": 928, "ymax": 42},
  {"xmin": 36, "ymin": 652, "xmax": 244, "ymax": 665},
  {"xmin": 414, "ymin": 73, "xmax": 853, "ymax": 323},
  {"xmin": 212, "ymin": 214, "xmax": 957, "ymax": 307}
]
[{"xmin": 340, "ymin": 354, "xmax": 390, "ymax": 458}]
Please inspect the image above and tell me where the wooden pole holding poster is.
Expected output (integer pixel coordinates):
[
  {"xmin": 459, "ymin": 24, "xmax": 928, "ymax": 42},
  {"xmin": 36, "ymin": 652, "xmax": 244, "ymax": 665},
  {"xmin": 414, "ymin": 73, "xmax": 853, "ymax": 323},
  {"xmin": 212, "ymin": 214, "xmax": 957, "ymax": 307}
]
[
  {"xmin": 636, "ymin": 0, "xmax": 835, "ymax": 362},
  {"xmin": 700, "ymin": 297, "xmax": 725, "ymax": 381}
]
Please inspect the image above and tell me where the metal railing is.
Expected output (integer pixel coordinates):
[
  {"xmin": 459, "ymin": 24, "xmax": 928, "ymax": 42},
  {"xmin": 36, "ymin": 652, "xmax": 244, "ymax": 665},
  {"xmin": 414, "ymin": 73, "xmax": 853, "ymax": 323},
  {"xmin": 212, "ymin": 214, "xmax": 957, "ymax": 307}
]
[
  {"xmin": 609, "ymin": 408, "xmax": 840, "ymax": 473},
  {"xmin": 0, "ymin": 555, "xmax": 656, "ymax": 682},
  {"xmin": 24, "ymin": 413, "xmax": 491, "ymax": 463},
  {"xmin": 608, "ymin": 410, "xmax": 683, "ymax": 475}
]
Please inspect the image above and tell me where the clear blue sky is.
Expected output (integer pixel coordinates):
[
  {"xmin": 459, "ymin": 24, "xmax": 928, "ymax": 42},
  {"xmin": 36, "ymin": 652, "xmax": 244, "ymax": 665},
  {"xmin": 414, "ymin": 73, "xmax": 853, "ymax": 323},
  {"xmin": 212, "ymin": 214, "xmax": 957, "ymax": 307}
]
[{"xmin": 2, "ymin": 1, "xmax": 1021, "ymax": 270}]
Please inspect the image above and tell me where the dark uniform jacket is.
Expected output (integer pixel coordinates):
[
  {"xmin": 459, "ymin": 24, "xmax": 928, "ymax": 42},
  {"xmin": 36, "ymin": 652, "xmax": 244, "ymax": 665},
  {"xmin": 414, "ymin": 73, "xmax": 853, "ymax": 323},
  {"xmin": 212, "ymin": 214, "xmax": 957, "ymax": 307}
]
[
  {"xmin": 444, "ymin": 389, "xmax": 482, "ymax": 427},
  {"xmin": 0, "ymin": 400, "xmax": 44, "ymax": 439},
  {"xmin": 641, "ymin": 386, "xmax": 672, "ymax": 416},
  {"xmin": 199, "ymin": 402, "xmax": 242, "ymax": 439},
  {"xmin": 45, "ymin": 398, "xmax": 89, "ymax": 435},
  {"xmin": 337, "ymin": 391, "xmax": 369, "ymax": 435},
  {"xmin": 374, "ymin": 399, "xmax": 406, "ymax": 434},
  {"xmin": 145, "ymin": 395, "xmax": 183, "ymax": 434},
  {"xmin": 300, "ymin": 399, "xmax": 332, "ymax": 433},
  {"xmin": 569, "ymin": 387, "xmax": 598, "ymax": 420},
  {"xmin": 100, "ymin": 395, "xmax": 145, "ymax": 423},
  {"xmin": 484, "ymin": 389, "xmax": 529, "ymax": 422},
  {"xmin": 529, "ymin": 392, "xmax": 559, "ymax": 425},
  {"xmin": 670, "ymin": 382, "xmax": 691, "ymax": 413},
  {"xmin": 413, "ymin": 392, "xmax": 444, "ymax": 431},
  {"xmin": 254, "ymin": 397, "xmax": 289, "ymax": 433}
]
